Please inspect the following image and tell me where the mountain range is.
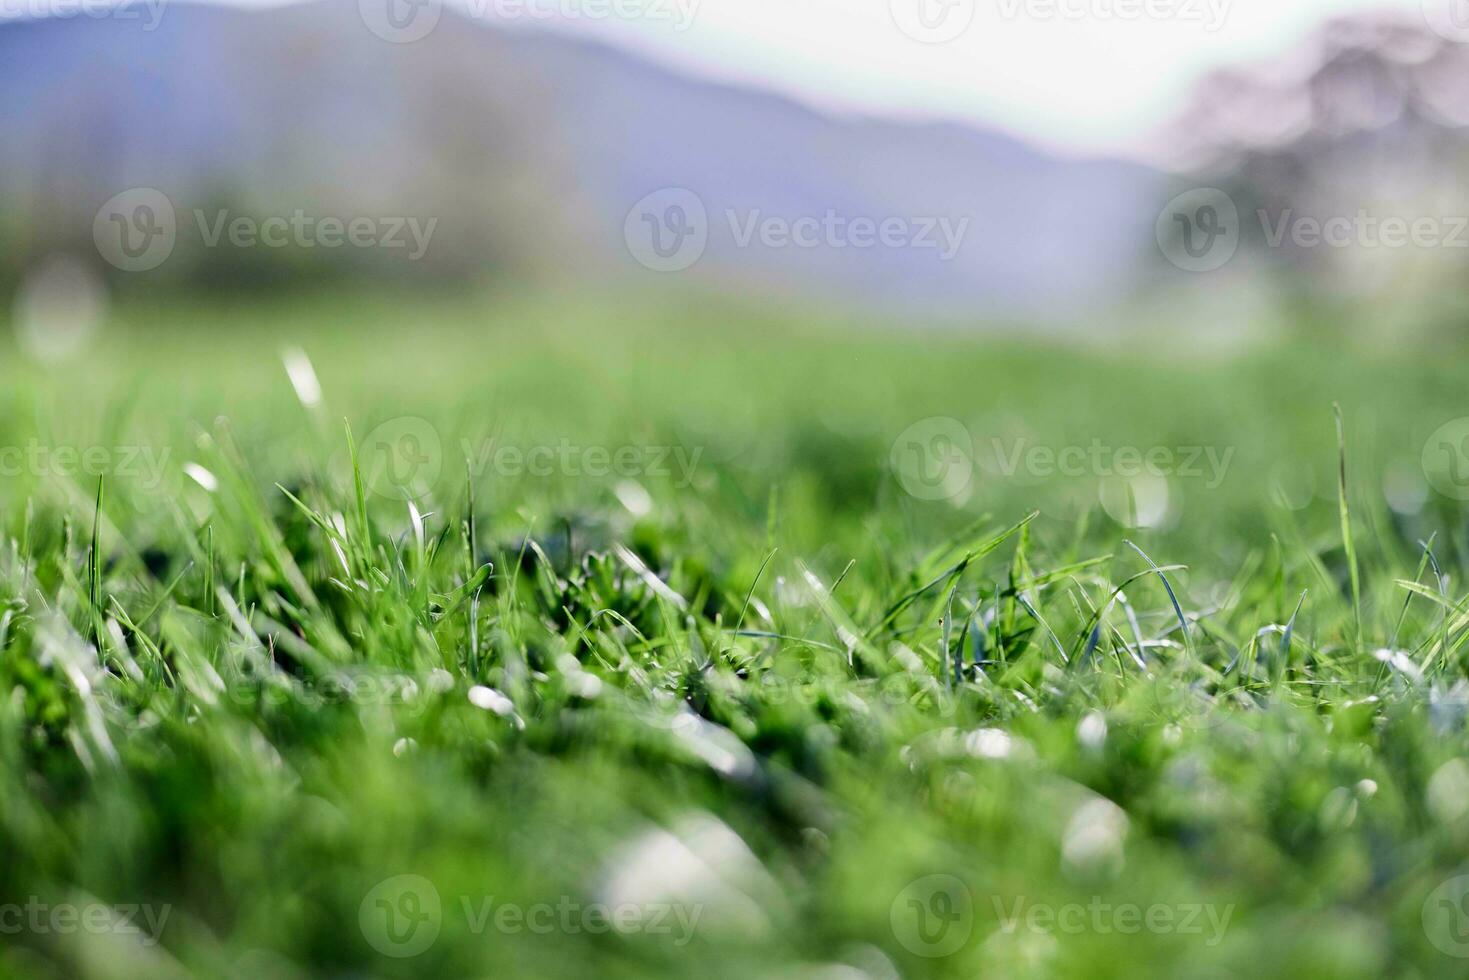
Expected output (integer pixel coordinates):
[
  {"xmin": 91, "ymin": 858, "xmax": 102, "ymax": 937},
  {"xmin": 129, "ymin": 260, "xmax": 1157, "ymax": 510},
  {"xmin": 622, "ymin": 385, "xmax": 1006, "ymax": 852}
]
[{"xmin": 0, "ymin": 0, "xmax": 1167, "ymax": 317}]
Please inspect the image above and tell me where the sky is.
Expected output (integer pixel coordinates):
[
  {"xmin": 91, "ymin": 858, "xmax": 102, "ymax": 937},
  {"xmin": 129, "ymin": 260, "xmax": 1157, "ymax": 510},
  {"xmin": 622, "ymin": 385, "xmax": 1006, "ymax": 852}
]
[
  {"xmin": 10, "ymin": 0, "xmax": 1431, "ymax": 160},
  {"xmin": 478, "ymin": 0, "xmax": 1426, "ymax": 160}
]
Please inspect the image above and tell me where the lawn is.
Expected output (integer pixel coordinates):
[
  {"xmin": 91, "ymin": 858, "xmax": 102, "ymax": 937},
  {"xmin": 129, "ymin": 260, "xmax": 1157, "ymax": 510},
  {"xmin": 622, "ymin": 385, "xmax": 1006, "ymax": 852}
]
[{"xmin": 1, "ymin": 290, "xmax": 1468, "ymax": 978}]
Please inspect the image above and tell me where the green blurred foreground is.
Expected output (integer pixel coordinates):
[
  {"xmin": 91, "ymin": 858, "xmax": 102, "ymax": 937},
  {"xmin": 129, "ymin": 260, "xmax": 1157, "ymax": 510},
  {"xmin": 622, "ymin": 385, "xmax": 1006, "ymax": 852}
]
[{"xmin": 2, "ymin": 293, "xmax": 1469, "ymax": 978}]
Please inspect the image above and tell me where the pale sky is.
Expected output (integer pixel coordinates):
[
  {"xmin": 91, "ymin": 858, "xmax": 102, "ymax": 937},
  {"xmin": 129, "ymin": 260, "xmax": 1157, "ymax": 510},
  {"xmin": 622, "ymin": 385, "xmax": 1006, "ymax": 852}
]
[
  {"xmin": 20, "ymin": 0, "xmax": 1431, "ymax": 160},
  {"xmin": 487, "ymin": 0, "xmax": 1425, "ymax": 160}
]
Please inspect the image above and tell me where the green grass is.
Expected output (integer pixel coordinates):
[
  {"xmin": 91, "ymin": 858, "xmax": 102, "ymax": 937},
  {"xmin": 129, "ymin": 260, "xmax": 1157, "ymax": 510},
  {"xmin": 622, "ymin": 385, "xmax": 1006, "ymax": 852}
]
[{"xmin": 3, "ymin": 291, "xmax": 1469, "ymax": 978}]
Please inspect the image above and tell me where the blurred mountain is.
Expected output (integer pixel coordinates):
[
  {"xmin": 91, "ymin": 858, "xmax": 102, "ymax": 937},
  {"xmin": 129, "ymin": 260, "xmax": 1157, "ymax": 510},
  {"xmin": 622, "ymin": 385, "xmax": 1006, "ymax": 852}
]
[{"xmin": 0, "ymin": 0, "xmax": 1165, "ymax": 318}]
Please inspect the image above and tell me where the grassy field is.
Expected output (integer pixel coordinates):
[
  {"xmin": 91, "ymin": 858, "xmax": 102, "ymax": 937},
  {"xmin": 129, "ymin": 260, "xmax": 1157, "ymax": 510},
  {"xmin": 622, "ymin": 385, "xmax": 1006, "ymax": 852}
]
[{"xmin": 3, "ymin": 291, "xmax": 1469, "ymax": 978}]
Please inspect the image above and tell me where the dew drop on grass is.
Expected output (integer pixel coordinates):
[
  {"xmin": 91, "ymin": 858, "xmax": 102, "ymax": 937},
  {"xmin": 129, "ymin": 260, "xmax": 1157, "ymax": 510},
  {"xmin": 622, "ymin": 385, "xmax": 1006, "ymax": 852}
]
[
  {"xmin": 281, "ymin": 346, "xmax": 323, "ymax": 408},
  {"xmin": 184, "ymin": 463, "xmax": 219, "ymax": 493},
  {"xmin": 1077, "ymin": 711, "xmax": 1107, "ymax": 750},
  {"xmin": 614, "ymin": 480, "xmax": 653, "ymax": 517},
  {"xmin": 1428, "ymin": 759, "xmax": 1469, "ymax": 823},
  {"xmin": 670, "ymin": 711, "xmax": 756, "ymax": 779},
  {"xmin": 1382, "ymin": 458, "xmax": 1428, "ymax": 515},
  {"xmin": 964, "ymin": 728, "xmax": 1015, "ymax": 760},
  {"xmin": 597, "ymin": 812, "xmax": 778, "ymax": 940},
  {"xmin": 13, "ymin": 255, "xmax": 107, "ymax": 363},
  {"xmin": 1062, "ymin": 797, "xmax": 1128, "ymax": 876},
  {"xmin": 1098, "ymin": 474, "xmax": 1174, "ymax": 529},
  {"xmin": 468, "ymin": 685, "xmax": 513, "ymax": 715}
]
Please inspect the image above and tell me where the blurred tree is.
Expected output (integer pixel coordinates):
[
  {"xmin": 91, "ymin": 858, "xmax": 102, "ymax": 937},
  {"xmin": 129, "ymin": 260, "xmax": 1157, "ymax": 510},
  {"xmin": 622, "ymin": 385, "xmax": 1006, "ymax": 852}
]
[{"xmin": 1167, "ymin": 12, "xmax": 1469, "ymax": 334}]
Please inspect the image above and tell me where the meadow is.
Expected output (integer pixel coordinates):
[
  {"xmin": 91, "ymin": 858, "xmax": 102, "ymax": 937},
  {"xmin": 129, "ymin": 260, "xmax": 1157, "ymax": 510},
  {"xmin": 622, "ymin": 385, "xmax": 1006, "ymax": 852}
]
[{"xmin": 2, "ymin": 290, "xmax": 1469, "ymax": 978}]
